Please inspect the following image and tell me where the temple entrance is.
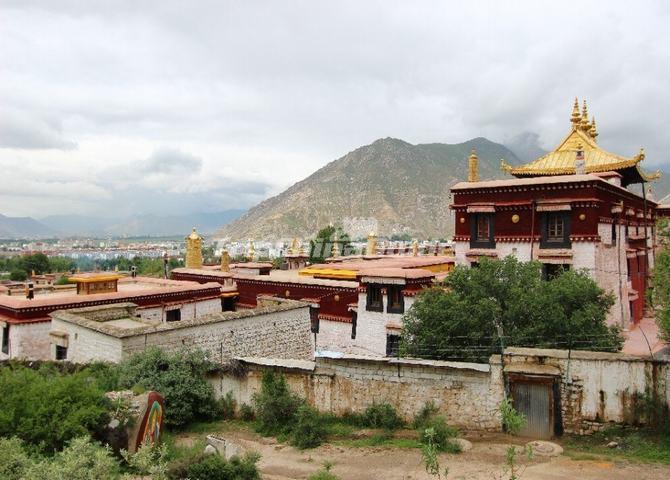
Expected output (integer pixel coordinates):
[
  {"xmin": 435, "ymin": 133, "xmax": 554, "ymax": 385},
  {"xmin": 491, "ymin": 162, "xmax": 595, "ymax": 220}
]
[{"xmin": 509, "ymin": 376, "xmax": 555, "ymax": 439}]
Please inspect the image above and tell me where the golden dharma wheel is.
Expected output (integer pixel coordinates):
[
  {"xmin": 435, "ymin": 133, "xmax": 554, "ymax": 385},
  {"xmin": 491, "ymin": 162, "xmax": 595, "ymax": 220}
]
[
  {"xmin": 511, "ymin": 214, "xmax": 520, "ymax": 223},
  {"xmin": 579, "ymin": 213, "xmax": 586, "ymax": 221}
]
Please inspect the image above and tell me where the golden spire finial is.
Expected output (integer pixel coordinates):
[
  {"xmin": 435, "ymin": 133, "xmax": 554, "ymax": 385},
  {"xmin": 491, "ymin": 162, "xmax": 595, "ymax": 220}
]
[
  {"xmin": 468, "ymin": 149, "xmax": 479, "ymax": 182},
  {"xmin": 580, "ymin": 100, "xmax": 590, "ymax": 131},
  {"xmin": 247, "ymin": 240, "xmax": 255, "ymax": 261},
  {"xmin": 367, "ymin": 232, "xmax": 377, "ymax": 256},
  {"xmin": 589, "ymin": 116, "xmax": 598, "ymax": 141},
  {"xmin": 185, "ymin": 227, "xmax": 203, "ymax": 269},
  {"xmin": 570, "ymin": 97, "xmax": 581, "ymax": 126},
  {"xmin": 412, "ymin": 239, "xmax": 419, "ymax": 257},
  {"xmin": 220, "ymin": 248, "xmax": 230, "ymax": 272},
  {"xmin": 290, "ymin": 237, "xmax": 299, "ymax": 255},
  {"xmin": 331, "ymin": 238, "xmax": 340, "ymax": 257}
]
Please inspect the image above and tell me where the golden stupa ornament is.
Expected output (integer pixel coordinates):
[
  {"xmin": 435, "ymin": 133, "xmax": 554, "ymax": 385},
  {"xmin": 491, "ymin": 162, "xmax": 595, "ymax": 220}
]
[
  {"xmin": 367, "ymin": 232, "xmax": 377, "ymax": 256},
  {"xmin": 468, "ymin": 149, "xmax": 479, "ymax": 182},
  {"xmin": 185, "ymin": 227, "xmax": 203, "ymax": 269},
  {"xmin": 331, "ymin": 238, "xmax": 340, "ymax": 257},
  {"xmin": 290, "ymin": 238, "xmax": 299, "ymax": 255},
  {"xmin": 220, "ymin": 248, "xmax": 231, "ymax": 272},
  {"xmin": 512, "ymin": 214, "xmax": 520, "ymax": 224},
  {"xmin": 570, "ymin": 97, "xmax": 581, "ymax": 126},
  {"xmin": 412, "ymin": 239, "xmax": 419, "ymax": 257},
  {"xmin": 247, "ymin": 240, "xmax": 255, "ymax": 261}
]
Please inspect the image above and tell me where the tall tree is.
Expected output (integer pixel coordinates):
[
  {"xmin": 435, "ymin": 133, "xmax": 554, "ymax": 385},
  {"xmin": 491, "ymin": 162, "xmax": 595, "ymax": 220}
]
[
  {"xmin": 652, "ymin": 218, "xmax": 670, "ymax": 341},
  {"xmin": 402, "ymin": 256, "xmax": 622, "ymax": 362},
  {"xmin": 309, "ymin": 225, "xmax": 351, "ymax": 264}
]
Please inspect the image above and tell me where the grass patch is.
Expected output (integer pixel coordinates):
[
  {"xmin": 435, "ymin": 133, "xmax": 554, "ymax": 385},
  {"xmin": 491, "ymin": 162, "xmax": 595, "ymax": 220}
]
[
  {"xmin": 335, "ymin": 432, "xmax": 421, "ymax": 449},
  {"xmin": 564, "ymin": 426, "xmax": 670, "ymax": 465}
]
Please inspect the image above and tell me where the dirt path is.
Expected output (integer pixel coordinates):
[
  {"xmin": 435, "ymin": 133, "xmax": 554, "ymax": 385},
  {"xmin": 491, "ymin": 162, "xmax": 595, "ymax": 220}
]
[{"xmin": 188, "ymin": 428, "xmax": 670, "ymax": 480}]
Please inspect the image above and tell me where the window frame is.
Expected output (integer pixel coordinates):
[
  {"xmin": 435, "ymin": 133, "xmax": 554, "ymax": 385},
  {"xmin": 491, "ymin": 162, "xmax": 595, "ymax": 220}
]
[
  {"xmin": 386, "ymin": 333, "xmax": 401, "ymax": 357},
  {"xmin": 540, "ymin": 212, "xmax": 571, "ymax": 249},
  {"xmin": 366, "ymin": 285, "xmax": 384, "ymax": 312},
  {"xmin": 1, "ymin": 324, "xmax": 9, "ymax": 355},
  {"xmin": 55, "ymin": 345, "xmax": 67, "ymax": 361},
  {"xmin": 469, "ymin": 213, "xmax": 496, "ymax": 249},
  {"xmin": 166, "ymin": 309, "xmax": 182, "ymax": 322},
  {"xmin": 386, "ymin": 285, "xmax": 405, "ymax": 314}
]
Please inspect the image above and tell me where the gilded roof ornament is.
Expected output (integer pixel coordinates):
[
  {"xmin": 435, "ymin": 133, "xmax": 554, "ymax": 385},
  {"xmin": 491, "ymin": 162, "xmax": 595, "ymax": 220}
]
[
  {"xmin": 468, "ymin": 149, "xmax": 479, "ymax": 182},
  {"xmin": 589, "ymin": 116, "xmax": 598, "ymax": 141},
  {"xmin": 502, "ymin": 99, "xmax": 660, "ymax": 186},
  {"xmin": 580, "ymin": 100, "xmax": 591, "ymax": 131},
  {"xmin": 570, "ymin": 97, "xmax": 581, "ymax": 126}
]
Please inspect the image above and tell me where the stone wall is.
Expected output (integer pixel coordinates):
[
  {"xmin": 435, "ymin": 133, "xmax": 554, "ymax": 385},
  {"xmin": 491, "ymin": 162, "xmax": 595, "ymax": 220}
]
[
  {"xmin": 503, "ymin": 347, "xmax": 670, "ymax": 434},
  {"xmin": 121, "ymin": 305, "xmax": 314, "ymax": 362},
  {"xmin": 51, "ymin": 316, "xmax": 124, "ymax": 363},
  {"xmin": 212, "ymin": 355, "xmax": 504, "ymax": 431},
  {"xmin": 0, "ymin": 321, "xmax": 52, "ymax": 360}
]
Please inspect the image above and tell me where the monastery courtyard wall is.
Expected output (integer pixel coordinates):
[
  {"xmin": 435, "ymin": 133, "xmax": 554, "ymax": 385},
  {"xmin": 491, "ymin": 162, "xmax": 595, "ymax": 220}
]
[{"xmin": 212, "ymin": 348, "xmax": 670, "ymax": 435}]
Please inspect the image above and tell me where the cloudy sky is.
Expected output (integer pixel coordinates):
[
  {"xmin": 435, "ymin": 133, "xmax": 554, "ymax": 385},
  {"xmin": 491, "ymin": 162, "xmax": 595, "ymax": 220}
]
[{"xmin": 2, "ymin": 0, "xmax": 669, "ymax": 218}]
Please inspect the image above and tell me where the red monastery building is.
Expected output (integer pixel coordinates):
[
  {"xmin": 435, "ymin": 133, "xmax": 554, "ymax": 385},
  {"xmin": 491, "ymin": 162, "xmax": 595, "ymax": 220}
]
[{"xmin": 451, "ymin": 99, "xmax": 659, "ymax": 328}]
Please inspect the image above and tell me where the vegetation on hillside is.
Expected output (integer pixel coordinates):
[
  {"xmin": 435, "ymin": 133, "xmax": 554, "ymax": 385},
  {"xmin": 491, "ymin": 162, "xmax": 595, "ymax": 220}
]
[{"xmin": 402, "ymin": 256, "xmax": 623, "ymax": 362}]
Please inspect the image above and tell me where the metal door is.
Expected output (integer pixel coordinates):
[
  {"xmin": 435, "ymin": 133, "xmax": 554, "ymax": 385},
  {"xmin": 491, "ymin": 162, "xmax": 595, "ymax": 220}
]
[{"xmin": 510, "ymin": 381, "xmax": 553, "ymax": 439}]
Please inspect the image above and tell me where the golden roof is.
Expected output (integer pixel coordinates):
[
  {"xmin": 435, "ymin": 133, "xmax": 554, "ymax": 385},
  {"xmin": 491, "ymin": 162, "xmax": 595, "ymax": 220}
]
[
  {"xmin": 501, "ymin": 99, "xmax": 660, "ymax": 185},
  {"xmin": 187, "ymin": 227, "xmax": 202, "ymax": 241}
]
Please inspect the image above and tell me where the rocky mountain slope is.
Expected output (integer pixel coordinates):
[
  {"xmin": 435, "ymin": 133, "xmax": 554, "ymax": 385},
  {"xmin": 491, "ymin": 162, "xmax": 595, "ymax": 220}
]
[{"xmin": 217, "ymin": 137, "xmax": 523, "ymax": 240}]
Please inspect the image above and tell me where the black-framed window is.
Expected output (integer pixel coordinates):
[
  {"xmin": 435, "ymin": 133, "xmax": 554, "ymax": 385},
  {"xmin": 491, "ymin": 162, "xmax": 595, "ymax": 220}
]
[
  {"xmin": 470, "ymin": 213, "xmax": 495, "ymax": 248},
  {"xmin": 386, "ymin": 334, "xmax": 400, "ymax": 357},
  {"xmin": 351, "ymin": 311, "xmax": 357, "ymax": 339},
  {"xmin": 166, "ymin": 309, "xmax": 181, "ymax": 322},
  {"xmin": 611, "ymin": 222, "xmax": 617, "ymax": 246},
  {"xmin": 55, "ymin": 345, "xmax": 67, "ymax": 360},
  {"xmin": 1, "ymin": 325, "xmax": 8, "ymax": 354},
  {"xmin": 366, "ymin": 285, "xmax": 384, "ymax": 312},
  {"xmin": 310, "ymin": 305, "xmax": 320, "ymax": 333},
  {"xmin": 221, "ymin": 297, "xmax": 236, "ymax": 312},
  {"xmin": 540, "ymin": 212, "xmax": 571, "ymax": 249},
  {"xmin": 542, "ymin": 263, "xmax": 570, "ymax": 280},
  {"xmin": 387, "ymin": 286, "xmax": 405, "ymax": 314}
]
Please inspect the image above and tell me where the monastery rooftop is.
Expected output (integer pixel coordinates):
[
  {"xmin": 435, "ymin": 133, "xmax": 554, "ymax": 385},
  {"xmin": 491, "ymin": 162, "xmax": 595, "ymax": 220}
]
[
  {"xmin": 51, "ymin": 297, "xmax": 308, "ymax": 339},
  {"xmin": 0, "ymin": 276, "xmax": 224, "ymax": 310}
]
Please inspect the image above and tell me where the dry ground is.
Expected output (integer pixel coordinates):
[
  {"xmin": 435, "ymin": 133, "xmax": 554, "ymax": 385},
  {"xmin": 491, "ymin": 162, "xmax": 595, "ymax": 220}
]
[{"xmin": 176, "ymin": 426, "xmax": 670, "ymax": 480}]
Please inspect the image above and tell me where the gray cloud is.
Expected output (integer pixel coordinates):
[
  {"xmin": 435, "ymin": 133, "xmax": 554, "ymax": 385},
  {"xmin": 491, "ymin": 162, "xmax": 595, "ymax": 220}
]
[
  {"xmin": 0, "ymin": 109, "xmax": 77, "ymax": 150},
  {"xmin": 141, "ymin": 148, "xmax": 203, "ymax": 174},
  {"xmin": 1, "ymin": 1, "xmax": 670, "ymax": 217}
]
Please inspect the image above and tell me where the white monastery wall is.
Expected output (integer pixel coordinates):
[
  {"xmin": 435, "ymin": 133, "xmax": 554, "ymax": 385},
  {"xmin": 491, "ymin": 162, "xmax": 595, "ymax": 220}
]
[
  {"xmin": 51, "ymin": 317, "xmax": 124, "ymax": 363},
  {"xmin": 1, "ymin": 322, "xmax": 52, "ymax": 360}
]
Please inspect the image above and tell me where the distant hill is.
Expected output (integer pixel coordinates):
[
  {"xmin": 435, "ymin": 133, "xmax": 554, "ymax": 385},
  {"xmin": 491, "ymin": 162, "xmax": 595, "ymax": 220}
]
[
  {"xmin": 39, "ymin": 210, "xmax": 245, "ymax": 238},
  {"xmin": 0, "ymin": 214, "xmax": 55, "ymax": 239},
  {"xmin": 503, "ymin": 131, "xmax": 548, "ymax": 163},
  {"xmin": 217, "ymin": 137, "xmax": 523, "ymax": 240}
]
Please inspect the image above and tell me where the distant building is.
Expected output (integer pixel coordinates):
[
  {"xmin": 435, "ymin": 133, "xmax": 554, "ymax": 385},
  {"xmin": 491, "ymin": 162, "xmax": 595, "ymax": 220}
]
[
  {"xmin": 0, "ymin": 274, "xmax": 230, "ymax": 360},
  {"xmin": 451, "ymin": 99, "xmax": 659, "ymax": 327},
  {"xmin": 50, "ymin": 296, "xmax": 313, "ymax": 364}
]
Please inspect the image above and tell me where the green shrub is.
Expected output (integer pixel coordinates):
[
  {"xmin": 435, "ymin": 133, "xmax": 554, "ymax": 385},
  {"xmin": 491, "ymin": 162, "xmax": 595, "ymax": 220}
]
[
  {"xmin": 363, "ymin": 403, "xmax": 403, "ymax": 430},
  {"xmin": 0, "ymin": 366, "xmax": 110, "ymax": 453},
  {"xmin": 418, "ymin": 416, "xmax": 460, "ymax": 453},
  {"xmin": 117, "ymin": 347, "xmax": 219, "ymax": 428},
  {"xmin": 291, "ymin": 405, "xmax": 328, "ymax": 449},
  {"xmin": 308, "ymin": 461, "xmax": 340, "ymax": 480},
  {"xmin": 413, "ymin": 400, "xmax": 439, "ymax": 429},
  {"xmin": 218, "ymin": 391, "xmax": 237, "ymax": 420},
  {"xmin": 240, "ymin": 403, "xmax": 255, "ymax": 422},
  {"xmin": 33, "ymin": 437, "xmax": 122, "ymax": 479},
  {"xmin": 252, "ymin": 371, "xmax": 302, "ymax": 436},
  {"xmin": 9, "ymin": 269, "xmax": 27, "ymax": 281},
  {"xmin": 184, "ymin": 452, "xmax": 261, "ymax": 480},
  {"xmin": 500, "ymin": 398, "xmax": 525, "ymax": 436},
  {"xmin": 0, "ymin": 437, "xmax": 33, "ymax": 480}
]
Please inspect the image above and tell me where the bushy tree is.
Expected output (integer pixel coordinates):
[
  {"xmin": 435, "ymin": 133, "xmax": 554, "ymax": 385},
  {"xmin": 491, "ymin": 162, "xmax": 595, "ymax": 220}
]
[
  {"xmin": 0, "ymin": 366, "xmax": 110, "ymax": 453},
  {"xmin": 402, "ymin": 256, "xmax": 622, "ymax": 362},
  {"xmin": 252, "ymin": 370, "xmax": 302, "ymax": 436},
  {"xmin": 184, "ymin": 452, "xmax": 261, "ymax": 480},
  {"xmin": 117, "ymin": 347, "xmax": 219, "ymax": 428},
  {"xmin": 653, "ymin": 218, "xmax": 670, "ymax": 341},
  {"xmin": 309, "ymin": 225, "xmax": 352, "ymax": 263},
  {"xmin": 19, "ymin": 253, "xmax": 50, "ymax": 275}
]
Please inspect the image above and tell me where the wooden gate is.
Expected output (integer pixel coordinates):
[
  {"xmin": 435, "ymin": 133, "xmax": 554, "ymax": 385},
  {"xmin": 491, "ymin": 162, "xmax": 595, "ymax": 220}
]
[{"xmin": 510, "ymin": 377, "xmax": 554, "ymax": 439}]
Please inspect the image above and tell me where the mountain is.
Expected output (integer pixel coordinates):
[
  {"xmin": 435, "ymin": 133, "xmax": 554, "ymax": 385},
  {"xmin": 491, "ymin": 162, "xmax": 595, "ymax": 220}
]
[
  {"xmin": 0, "ymin": 214, "xmax": 55, "ymax": 239},
  {"xmin": 503, "ymin": 131, "xmax": 548, "ymax": 163},
  {"xmin": 40, "ymin": 210, "xmax": 245, "ymax": 238},
  {"xmin": 216, "ymin": 137, "xmax": 523, "ymax": 240}
]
